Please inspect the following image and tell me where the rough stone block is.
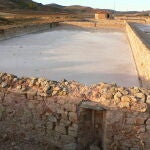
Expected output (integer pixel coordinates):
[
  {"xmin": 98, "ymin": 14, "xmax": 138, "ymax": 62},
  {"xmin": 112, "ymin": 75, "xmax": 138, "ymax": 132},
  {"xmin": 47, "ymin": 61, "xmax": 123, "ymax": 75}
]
[
  {"xmin": 146, "ymin": 119, "xmax": 150, "ymax": 125},
  {"xmin": 90, "ymin": 145, "xmax": 100, "ymax": 150},
  {"xmin": 68, "ymin": 126, "xmax": 78, "ymax": 137},
  {"xmin": 135, "ymin": 118, "xmax": 146, "ymax": 125},
  {"xmin": 146, "ymin": 95, "xmax": 150, "ymax": 104},
  {"xmin": 0, "ymin": 92, "xmax": 5, "ymax": 102},
  {"xmin": 47, "ymin": 122, "xmax": 54, "ymax": 130},
  {"xmin": 62, "ymin": 143, "xmax": 77, "ymax": 150},
  {"xmin": 69, "ymin": 112, "xmax": 78, "ymax": 122},
  {"xmin": 61, "ymin": 111, "xmax": 68, "ymax": 120},
  {"xmin": 60, "ymin": 119, "xmax": 71, "ymax": 127},
  {"xmin": 64, "ymin": 104, "xmax": 77, "ymax": 112},
  {"xmin": 130, "ymin": 148, "xmax": 139, "ymax": 150},
  {"xmin": 126, "ymin": 118, "xmax": 135, "ymax": 124},
  {"xmin": 61, "ymin": 135, "xmax": 75, "ymax": 144},
  {"xmin": 48, "ymin": 115, "xmax": 57, "ymax": 123},
  {"xmin": 55, "ymin": 125, "xmax": 66, "ymax": 134}
]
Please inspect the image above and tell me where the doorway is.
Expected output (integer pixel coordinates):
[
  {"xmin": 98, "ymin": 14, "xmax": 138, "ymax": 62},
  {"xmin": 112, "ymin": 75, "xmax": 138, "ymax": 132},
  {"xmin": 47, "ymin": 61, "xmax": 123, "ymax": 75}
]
[{"xmin": 78, "ymin": 102, "xmax": 106, "ymax": 150}]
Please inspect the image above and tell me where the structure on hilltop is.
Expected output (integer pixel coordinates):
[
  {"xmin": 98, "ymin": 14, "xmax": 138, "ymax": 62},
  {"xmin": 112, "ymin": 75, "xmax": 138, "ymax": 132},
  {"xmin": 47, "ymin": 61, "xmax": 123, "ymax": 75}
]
[{"xmin": 95, "ymin": 10, "xmax": 113, "ymax": 20}]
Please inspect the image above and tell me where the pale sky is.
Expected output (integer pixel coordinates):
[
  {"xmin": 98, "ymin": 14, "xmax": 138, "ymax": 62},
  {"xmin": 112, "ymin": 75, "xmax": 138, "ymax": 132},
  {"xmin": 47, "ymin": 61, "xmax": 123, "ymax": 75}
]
[{"xmin": 34, "ymin": 0, "xmax": 150, "ymax": 11}]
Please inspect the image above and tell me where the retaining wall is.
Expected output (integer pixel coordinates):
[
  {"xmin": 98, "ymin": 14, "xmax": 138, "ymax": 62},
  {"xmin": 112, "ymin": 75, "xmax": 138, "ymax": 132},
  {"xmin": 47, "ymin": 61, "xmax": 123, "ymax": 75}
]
[
  {"xmin": 0, "ymin": 22, "xmax": 59, "ymax": 40},
  {"xmin": 62, "ymin": 20, "xmax": 125, "ymax": 29},
  {"xmin": 0, "ymin": 73, "xmax": 150, "ymax": 150},
  {"xmin": 126, "ymin": 22, "xmax": 150, "ymax": 89}
]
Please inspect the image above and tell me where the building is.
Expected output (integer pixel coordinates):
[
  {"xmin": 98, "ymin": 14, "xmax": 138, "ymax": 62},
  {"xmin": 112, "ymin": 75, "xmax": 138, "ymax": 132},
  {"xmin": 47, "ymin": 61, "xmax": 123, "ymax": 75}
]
[{"xmin": 95, "ymin": 11, "xmax": 113, "ymax": 20}]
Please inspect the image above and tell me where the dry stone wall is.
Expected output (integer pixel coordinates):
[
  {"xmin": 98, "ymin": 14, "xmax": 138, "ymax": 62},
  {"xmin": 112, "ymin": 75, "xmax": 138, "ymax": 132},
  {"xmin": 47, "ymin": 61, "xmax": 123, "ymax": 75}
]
[
  {"xmin": 0, "ymin": 73, "xmax": 150, "ymax": 150},
  {"xmin": 126, "ymin": 22, "xmax": 150, "ymax": 89}
]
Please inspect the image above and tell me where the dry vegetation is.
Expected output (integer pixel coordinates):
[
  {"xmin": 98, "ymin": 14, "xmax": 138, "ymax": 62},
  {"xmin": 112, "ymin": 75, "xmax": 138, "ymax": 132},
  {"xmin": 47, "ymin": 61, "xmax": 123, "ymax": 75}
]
[{"xmin": 0, "ymin": 11, "xmax": 86, "ymax": 30}]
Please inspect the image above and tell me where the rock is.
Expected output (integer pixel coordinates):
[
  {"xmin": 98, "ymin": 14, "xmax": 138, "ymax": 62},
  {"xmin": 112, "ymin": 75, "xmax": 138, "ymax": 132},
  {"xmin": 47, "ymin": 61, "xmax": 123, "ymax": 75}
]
[
  {"xmin": 53, "ymin": 86, "xmax": 61, "ymax": 91},
  {"xmin": 114, "ymin": 92, "xmax": 122, "ymax": 98},
  {"xmin": 60, "ymin": 119, "xmax": 71, "ymax": 127},
  {"xmin": 61, "ymin": 135, "xmax": 76, "ymax": 145},
  {"xmin": 16, "ymin": 85, "xmax": 22, "ymax": 90},
  {"xmin": 68, "ymin": 126, "xmax": 78, "ymax": 137},
  {"xmin": 121, "ymin": 96, "xmax": 131, "ymax": 102},
  {"xmin": 63, "ymin": 88, "xmax": 67, "ymax": 92},
  {"xmin": 130, "ymin": 148, "xmax": 140, "ymax": 150},
  {"xmin": 90, "ymin": 145, "xmax": 100, "ymax": 150},
  {"xmin": 13, "ymin": 78, "xmax": 18, "ymax": 82},
  {"xmin": 0, "ymin": 104, "xmax": 5, "ymax": 120},
  {"xmin": 135, "ymin": 118, "xmax": 146, "ymax": 125},
  {"xmin": 119, "ymin": 101, "xmax": 130, "ymax": 108},
  {"xmin": 69, "ymin": 112, "xmax": 78, "ymax": 122},
  {"xmin": 62, "ymin": 143, "xmax": 77, "ymax": 150},
  {"xmin": 146, "ymin": 124, "xmax": 150, "ymax": 131},
  {"xmin": 1, "ymin": 82, "xmax": 7, "ymax": 88},
  {"xmin": 0, "ymin": 79, "xmax": 2, "ymax": 84},
  {"xmin": 121, "ymin": 90, "xmax": 129, "ymax": 95},
  {"xmin": 52, "ymin": 90, "xmax": 58, "ymax": 96},
  {"xmin": 135, "ymin": 92, "xmax": 146, "ymax": 102},
  {"xmin": 43, "ymin": 86, "xmax": 51, "ymax": 92},
  {"xmin": 65, "ymin": 82, "xmax": 69, "ymax": 85},
  {"xmin": 48, "ymin": 115, "xmax": 57, "ymax": 122},
  {"xmin": 55, "ymin": 125, "xmax": 66, "ymax": 134},
  {"xmin": 146, "ymin": 95, "xmax": 150, "ymax": 104},
  {"xmin": 146, "ymin": 119, "xmax": 150, "ymax": 125}
]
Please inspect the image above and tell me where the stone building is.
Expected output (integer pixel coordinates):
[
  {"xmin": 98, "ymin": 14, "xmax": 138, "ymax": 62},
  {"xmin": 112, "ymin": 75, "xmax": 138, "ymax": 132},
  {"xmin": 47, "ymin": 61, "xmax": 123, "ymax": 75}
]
[{"xmin": 95, "ymin": 11, "xmax": 113, "ymax": 20}]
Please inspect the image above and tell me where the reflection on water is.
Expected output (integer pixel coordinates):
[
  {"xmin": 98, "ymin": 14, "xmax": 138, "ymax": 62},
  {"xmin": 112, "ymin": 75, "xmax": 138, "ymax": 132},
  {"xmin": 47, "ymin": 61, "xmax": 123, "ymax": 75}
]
[{"xmin": 0, "ymin": 27, "xmax": 139, "ymax": 87}]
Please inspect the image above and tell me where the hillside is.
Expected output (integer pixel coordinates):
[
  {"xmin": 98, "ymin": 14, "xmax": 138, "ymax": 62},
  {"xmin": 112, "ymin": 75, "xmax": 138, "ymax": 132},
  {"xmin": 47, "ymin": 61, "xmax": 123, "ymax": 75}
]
[
  {"xmin": 0, "ymin": 0, "xmax": 42, "ymax": 10},
  {"xmin": 0, "ymin": 0, "xmax": 149, "ymax": 15},
  {"xmin": 0, "ymin": 0, "xmax": 99, "ymax": 14}
]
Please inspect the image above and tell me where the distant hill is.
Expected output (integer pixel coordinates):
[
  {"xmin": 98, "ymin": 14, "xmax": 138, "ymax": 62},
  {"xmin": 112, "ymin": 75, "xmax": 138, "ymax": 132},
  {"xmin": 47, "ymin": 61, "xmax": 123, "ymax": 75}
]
[
  {"xmin": 63, "ymin": 5, "xmax": 94, "ymax": 14},
  {"xmin": 0, "ymin": 0, "xmax": 42, "ymax": 10},
  {"xmin": 46, "ymin": 3, "xmax": 65, "ymax": 9},
  {"xmin": 0, "ymin": 0, "xmax": 149, "ymax": 15},
  {"xmin": 0, "ymin": 0, "xmax": 101, "ymax": 14}
]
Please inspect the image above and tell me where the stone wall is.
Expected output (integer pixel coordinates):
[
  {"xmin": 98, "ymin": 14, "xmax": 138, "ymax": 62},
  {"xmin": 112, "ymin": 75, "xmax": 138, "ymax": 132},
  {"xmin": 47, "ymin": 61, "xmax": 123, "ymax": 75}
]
[
  {"xmin": 62, "ymin": 20, "xmax": 125, "ymax": 29},
  {"xmin": 126, "ymin": 22, "xmax": 150, "ymax": 89},
  {"xmin": 0, "ymin": 73, "xmax": 150, "ymax": 150},
  {"xmin": 115, "ymin": 16, "xmax": 148, "ymax": 24},
  {"xmin": 0, "ymin": 22, "xmax": 59, "ymax": 41}
]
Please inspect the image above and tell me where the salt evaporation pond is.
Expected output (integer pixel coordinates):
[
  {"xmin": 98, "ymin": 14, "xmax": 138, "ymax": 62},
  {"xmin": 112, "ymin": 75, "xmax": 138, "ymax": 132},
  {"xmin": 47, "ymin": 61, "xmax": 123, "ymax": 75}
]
[{"xmin": 0, "ymin": 26, "xmax": 139, "ymax": 87}]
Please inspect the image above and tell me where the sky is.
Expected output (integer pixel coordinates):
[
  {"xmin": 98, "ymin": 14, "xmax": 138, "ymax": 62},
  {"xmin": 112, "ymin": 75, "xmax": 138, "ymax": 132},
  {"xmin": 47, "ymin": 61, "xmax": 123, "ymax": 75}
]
[{"xmin": 34, "ymin": 0, "xmax": 150, "ymax": 11}]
